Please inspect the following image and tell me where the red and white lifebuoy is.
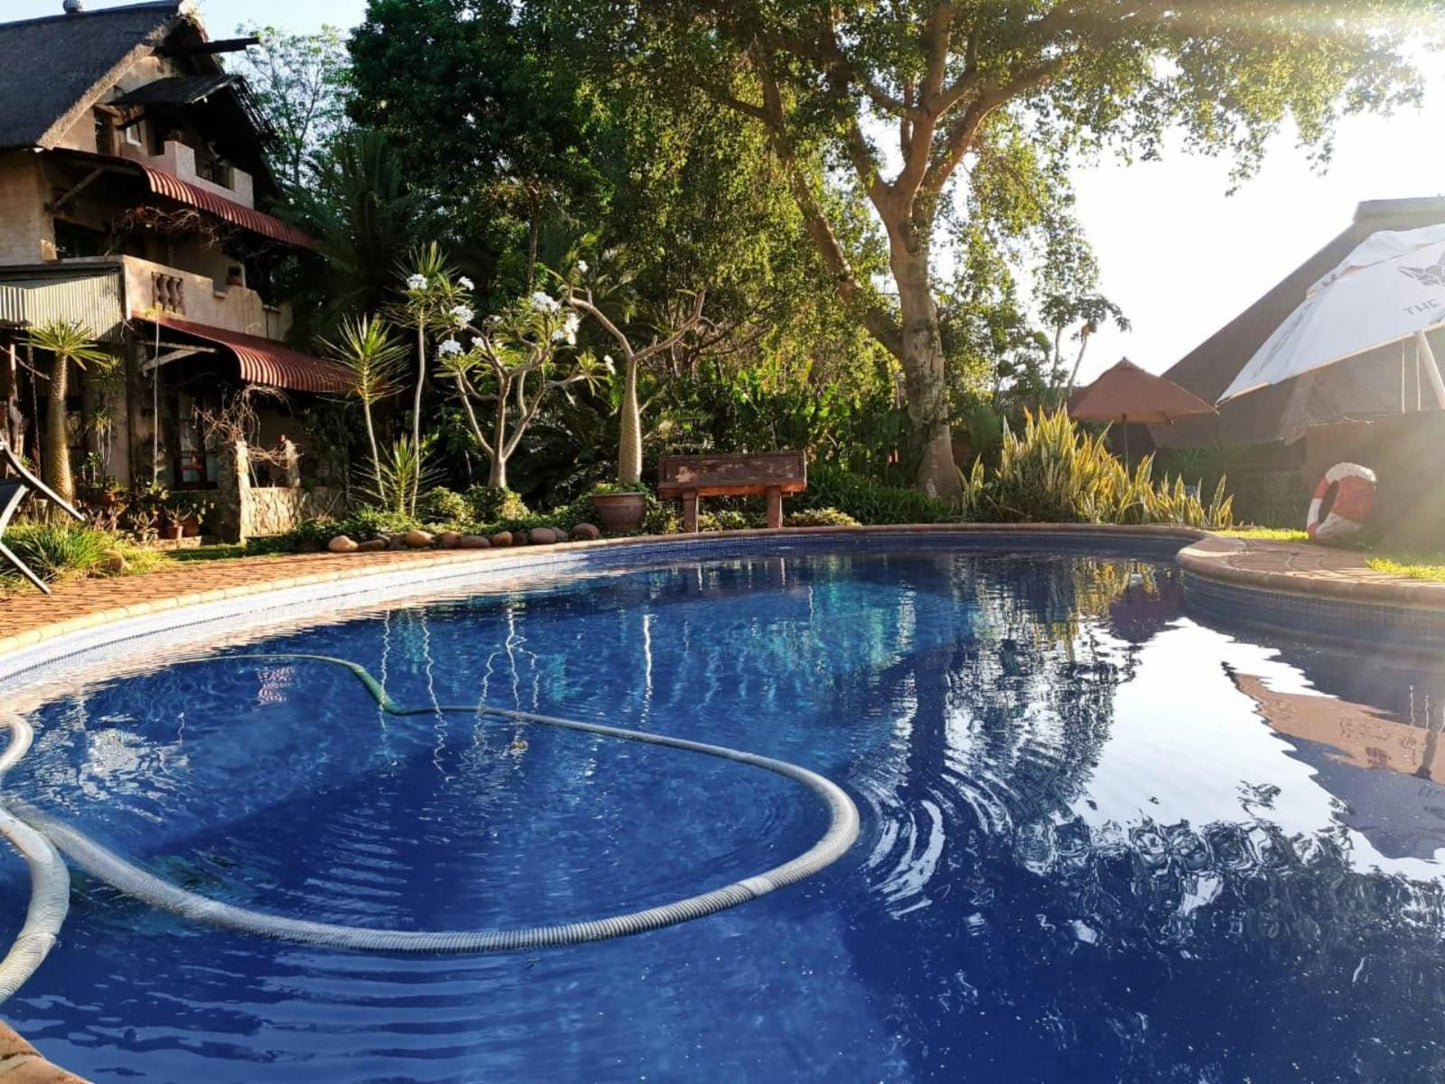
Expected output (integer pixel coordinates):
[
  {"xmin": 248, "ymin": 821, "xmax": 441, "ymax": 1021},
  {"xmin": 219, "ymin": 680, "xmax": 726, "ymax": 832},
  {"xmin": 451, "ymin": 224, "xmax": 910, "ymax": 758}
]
[{"xmin": 1307, "ymin": 462, "xmax": 1377, "ymax": 542}]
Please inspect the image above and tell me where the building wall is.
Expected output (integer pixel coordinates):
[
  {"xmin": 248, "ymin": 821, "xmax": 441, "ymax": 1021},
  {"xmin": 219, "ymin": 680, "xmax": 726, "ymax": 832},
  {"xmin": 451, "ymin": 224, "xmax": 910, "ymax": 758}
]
[{"xmin": 0, "ymin": 154, "xmax": 53, "ymax": 264}]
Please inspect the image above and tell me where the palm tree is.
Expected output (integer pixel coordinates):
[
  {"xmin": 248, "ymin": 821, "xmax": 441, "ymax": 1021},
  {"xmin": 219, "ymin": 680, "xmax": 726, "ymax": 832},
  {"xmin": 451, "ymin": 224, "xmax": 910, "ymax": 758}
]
[
  {"xmin": 23, "ymin": 320, "xmax": 114, "ymax": 504},
  {"xmin": 324, "ymin": 314, "xmax": 406, "ymax": 501}
]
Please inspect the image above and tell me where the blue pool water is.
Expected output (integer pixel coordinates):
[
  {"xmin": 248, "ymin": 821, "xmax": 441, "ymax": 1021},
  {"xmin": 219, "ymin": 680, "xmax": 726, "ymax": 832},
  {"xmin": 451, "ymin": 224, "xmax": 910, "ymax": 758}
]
[{"xmin": 5, "ymin": 547, "xmax": 1445, "ymax": 1082}]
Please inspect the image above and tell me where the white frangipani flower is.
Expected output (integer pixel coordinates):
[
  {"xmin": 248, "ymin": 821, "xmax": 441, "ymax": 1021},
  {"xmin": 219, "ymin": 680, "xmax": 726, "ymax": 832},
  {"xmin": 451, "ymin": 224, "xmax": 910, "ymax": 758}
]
[
  {"xmin": 450, "ymin": 304, "xmax": 475, "ymax": 326},
  {"xmin": 458, "ymin": 275, "xmax": 475, "ymax": 290},
  {"xmin": 438, "ymin": 338, "xmax": 464, "ymax": 357},
  {"xmin": 530, "ymin": 290, "xmax": 561, "ymax": 314},
  {"xmin": 407, "ymin": 273, "xmax": 428, "ymax": 291},
  {"xmin": 602, "ymin": 354, "xmax": 616, "ymax": 374},
  {"xmin": 576, "ymin": 260, "xmax": 589, "ymax": 274}
]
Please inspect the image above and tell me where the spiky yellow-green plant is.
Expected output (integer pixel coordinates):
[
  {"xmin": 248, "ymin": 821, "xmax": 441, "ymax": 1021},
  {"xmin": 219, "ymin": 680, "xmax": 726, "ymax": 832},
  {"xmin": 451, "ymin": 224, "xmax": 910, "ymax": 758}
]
[{"xmin": 978, "ymin": 409, "xmax": 1233, "ymax": 529}]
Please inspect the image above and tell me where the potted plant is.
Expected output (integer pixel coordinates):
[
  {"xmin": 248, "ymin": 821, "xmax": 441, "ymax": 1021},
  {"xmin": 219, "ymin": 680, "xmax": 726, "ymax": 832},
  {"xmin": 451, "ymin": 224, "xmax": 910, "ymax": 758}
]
[
  {"xmin": 589, "ymin": 482, "xmax": 648, "ymax": 534},
  {"xmin": 167, "ymin": 492, "xmax": 215, "ymax": 538}
]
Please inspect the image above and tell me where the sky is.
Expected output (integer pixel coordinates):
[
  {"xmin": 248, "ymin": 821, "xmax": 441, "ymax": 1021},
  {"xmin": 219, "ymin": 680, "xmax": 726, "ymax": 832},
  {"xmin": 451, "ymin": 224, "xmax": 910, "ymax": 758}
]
[{"xmin": 15, "ymin": 0, "xmax": 1445, "ymax": 380}]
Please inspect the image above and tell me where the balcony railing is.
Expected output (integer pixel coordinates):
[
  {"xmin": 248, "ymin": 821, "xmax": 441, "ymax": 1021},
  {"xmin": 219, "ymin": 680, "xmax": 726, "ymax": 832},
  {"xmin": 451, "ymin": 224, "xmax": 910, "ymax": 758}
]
[{"xmin": 122, "ymin": 256, "xmax": 291, "ymax": 340}]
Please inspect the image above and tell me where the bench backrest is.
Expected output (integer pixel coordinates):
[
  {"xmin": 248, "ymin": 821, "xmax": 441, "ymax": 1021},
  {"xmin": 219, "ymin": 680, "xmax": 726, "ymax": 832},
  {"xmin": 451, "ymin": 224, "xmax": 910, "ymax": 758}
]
[{"xmin": 658, "ymin": 451, "xmax": 807, "ymax": 495}]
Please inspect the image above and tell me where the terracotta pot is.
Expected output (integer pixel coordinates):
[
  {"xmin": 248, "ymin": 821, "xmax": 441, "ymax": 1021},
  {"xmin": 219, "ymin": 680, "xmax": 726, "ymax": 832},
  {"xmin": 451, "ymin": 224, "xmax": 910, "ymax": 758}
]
[
  {"xmin": 590, "ymin": 492, "xmax": 647, "ymax": 534},
  {"xmin": 162, "ymin": 523, "xmax": 184, "ymax": 541},
  {"xmin": 180, "ymin": 516, "xmax": 202, "ymax": 538}
]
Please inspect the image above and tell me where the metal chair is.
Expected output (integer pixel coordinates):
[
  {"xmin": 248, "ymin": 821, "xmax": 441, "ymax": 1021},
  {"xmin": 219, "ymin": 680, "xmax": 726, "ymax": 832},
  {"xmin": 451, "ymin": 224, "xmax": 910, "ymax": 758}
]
[{"xmin": 0, "ymin": 438, "xmax": 84, "ymax": 595}]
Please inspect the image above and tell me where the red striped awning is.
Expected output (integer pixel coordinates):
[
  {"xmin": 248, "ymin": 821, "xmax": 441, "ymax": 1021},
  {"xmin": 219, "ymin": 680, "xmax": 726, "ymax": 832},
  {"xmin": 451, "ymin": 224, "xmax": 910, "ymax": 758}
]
[
  {"xmin": 135, "ymin": 164, "xmax": 315, "ymax": 249},
  {"xmin": 146, "ymin": 315, "xmax": 352, "ymax": 395}
]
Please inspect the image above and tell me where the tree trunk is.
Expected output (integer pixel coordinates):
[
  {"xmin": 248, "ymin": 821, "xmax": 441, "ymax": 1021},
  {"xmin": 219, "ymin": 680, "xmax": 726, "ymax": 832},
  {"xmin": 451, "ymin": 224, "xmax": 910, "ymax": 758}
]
[
  {"xmin": 488, "ymin": 453, "xmax": 507, "ymax": 489},
  {"xmin": 618, "ymin": 358, "xmax": 642, "ymax": 485},
  {"xmin": 44, "ymin": 352, "xmax": 74, "ymax": 503},
  {"xmin": 889, "ymin": 235, "xmax": 962, "ymax": 502}
]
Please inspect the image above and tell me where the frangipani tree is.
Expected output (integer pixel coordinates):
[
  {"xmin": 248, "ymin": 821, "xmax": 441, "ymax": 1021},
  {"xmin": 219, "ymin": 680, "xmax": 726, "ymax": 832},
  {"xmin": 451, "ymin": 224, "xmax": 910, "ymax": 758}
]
[
  {"xmin": 437, "ymin": 289, "xmax": 606, "ymax": 489},
  {"xmin": 397, "ymin": 244, "xmax": 471, "ymax": 511},
  {"xmin": 563, "ymin": 266, "xmax": 710, "ymax": 486}
]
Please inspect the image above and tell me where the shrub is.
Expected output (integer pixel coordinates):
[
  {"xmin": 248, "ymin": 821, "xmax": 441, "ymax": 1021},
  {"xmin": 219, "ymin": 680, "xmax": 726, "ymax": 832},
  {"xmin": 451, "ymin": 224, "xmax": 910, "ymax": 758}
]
[
  {"xmin": 697, "ymin": 509, "xmax": 755, "ymax": 532},
  {"xmin": 0, "ymin": 524, "xmax": 169, "ymax": 589},
  {"xmin": 795, "ymin": 463, "xmax": 952, "ymax": 525},
  {"xmin": 785, "ymin": 507, "xmax": 860, "ymax": 528},
  {"xmin": 416, "ymin": 487, "xmax": 470, "ymax": 524},
  {"xmin": 974, "ymin": 409, "xmax": 1234, "ymax": 528},
  {"xmin": 2, "ymin": 523, "xmax": 114, "ymax": 582},
  {"xmin": 465, "ymin": 485, "xmax": 530, "ymax": 523}
]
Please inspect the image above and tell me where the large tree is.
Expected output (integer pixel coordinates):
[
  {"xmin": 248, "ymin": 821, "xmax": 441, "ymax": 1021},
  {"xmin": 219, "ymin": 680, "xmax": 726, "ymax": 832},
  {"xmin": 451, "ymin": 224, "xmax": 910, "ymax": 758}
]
[{"xmin": 578, "ymin": 0, "xmax": 1436, "ymax": 498}]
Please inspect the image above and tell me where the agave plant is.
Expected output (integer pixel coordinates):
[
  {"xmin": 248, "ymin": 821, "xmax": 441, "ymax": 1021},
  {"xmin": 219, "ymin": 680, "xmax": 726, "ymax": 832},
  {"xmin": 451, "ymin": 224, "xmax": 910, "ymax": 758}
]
[
  {"xmin": 367, "ymin": 434, "xmax": 439, "ymax": 516},
  {"xmin": 23, "ymin": 320, "xmax": 116, "ymax": 504},
  {"xmin": 977, "ymin": 409, "xmax": 1235, "ymax": 529}
]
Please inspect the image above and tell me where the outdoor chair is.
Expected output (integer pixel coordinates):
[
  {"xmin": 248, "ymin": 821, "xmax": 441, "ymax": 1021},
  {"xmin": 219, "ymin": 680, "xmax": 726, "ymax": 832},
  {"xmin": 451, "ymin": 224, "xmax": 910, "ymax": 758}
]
[{"xmin": 0, "ymin": 437, "xmax": 83, "ymax": 595}]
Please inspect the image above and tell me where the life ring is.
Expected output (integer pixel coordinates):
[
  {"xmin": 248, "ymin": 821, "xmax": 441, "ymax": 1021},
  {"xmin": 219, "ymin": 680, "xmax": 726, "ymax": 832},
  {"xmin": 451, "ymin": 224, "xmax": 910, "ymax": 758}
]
[{"xmin": 1307, "ymin": 463, "xmax": 1376, "ymax": 542}]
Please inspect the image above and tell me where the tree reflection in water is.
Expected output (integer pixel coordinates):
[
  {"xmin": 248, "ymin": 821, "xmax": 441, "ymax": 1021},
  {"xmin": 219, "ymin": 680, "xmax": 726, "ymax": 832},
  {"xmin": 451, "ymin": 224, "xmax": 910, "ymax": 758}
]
[{"xmin": 845, "ymin": 554, "xmax": 1445, "ymax": 1083}]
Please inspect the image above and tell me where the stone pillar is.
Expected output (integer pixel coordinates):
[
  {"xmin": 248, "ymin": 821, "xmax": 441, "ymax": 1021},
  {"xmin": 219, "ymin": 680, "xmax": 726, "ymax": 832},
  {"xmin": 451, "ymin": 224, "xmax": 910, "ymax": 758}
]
[
  {"xmin": 213, "ymin": 438, "xmax": 249, "ymax": 543},
  {"xmin": 278, "ymin": 437, "xmax": 301, "ymax": 488}
]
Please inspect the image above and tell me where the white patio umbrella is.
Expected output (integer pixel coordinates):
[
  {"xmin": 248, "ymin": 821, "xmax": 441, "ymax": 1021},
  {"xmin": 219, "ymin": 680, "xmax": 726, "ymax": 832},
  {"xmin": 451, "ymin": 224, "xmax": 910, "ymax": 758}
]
[{"xmin": 1218, "ymin": 223, "xmax": 1445, "ymax": 407}]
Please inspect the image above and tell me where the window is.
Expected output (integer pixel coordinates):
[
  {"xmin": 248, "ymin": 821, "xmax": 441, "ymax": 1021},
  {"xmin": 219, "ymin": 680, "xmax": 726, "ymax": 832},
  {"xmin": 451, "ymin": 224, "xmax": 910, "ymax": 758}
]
[
  {"xmin": 124, "ymin": 119, "xmax": 144, "ymax": 148},
  {"xmin": 53, "ymin": 219, "xmax": 105, "ymax": 260},
  {"xmin": 194, "ymin": 143, "xmax": 231, "ymax": 188}
]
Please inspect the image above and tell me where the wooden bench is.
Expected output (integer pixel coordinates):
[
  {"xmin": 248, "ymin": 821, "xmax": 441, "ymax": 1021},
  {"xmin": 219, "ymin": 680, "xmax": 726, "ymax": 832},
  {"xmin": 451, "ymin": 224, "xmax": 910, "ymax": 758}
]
[{"xmin": 657, "ymin": 451, "xmax": 807, "ymax": 533}]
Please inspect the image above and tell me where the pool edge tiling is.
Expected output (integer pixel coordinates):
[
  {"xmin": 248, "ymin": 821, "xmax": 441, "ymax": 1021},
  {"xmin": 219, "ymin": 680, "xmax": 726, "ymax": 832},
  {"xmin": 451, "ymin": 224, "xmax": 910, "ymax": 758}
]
[{"xmin": 3, "ymin": 527, "xmax": 1444, "ymax": 677}]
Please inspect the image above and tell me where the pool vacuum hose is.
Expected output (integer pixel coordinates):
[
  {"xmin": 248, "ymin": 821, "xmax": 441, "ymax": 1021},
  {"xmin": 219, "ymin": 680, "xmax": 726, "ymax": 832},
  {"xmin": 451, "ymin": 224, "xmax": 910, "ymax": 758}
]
[{"xmin": 0, "ymin": 654, "xmax": 858, "ymax": 998}]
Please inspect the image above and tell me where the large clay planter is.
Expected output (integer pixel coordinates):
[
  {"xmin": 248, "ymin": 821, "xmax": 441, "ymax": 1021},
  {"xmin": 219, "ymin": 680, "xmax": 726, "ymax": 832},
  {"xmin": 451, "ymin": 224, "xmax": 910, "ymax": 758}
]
[{"xmin": 590, "ymin": 492, "xmax": 647, "ymax": 534}]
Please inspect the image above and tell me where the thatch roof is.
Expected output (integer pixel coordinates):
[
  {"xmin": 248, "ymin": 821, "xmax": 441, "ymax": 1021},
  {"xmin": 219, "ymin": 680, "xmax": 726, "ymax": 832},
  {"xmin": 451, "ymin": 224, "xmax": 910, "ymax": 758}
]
[
  {"xmin": 1157, "ymin": 197, "xmax": 1445, "ymax": 448},
  {"xmin": 0, "ymin": 2, "xmax": 183, "ymax": 151}
]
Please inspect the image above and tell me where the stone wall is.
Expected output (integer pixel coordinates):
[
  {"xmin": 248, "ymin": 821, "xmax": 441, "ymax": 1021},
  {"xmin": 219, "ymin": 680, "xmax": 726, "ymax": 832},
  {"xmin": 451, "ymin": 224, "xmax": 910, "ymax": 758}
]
[
  {"xmin": 213, "ymin": 439, "xmax": 345, "ymax": 543},
  {"xmin": 243, "ymin": 486, "xmax": 344, "ymax": 540}
]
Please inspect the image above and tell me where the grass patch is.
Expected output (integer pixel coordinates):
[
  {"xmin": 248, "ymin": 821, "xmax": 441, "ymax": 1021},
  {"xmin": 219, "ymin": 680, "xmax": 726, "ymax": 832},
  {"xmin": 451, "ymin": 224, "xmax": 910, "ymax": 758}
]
[
  {"xmin": 1366, "ymin": 557, "xmax": 1445, "ymax": 583},
  {"xmin": 169, "ymin": 544, "xmax": 273, "ymax": 563},
  {"xmin": 1218, "ymin": 527, "xmax": 1310, "ymax": 542},
  {"xmin": 0, "ymin": 524, "xmax": 175, "ymax": 597}
]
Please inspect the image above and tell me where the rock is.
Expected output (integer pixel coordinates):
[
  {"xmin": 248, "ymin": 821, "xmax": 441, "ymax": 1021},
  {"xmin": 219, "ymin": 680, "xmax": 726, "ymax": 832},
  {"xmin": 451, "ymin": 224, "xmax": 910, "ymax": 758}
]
[
  {"xmin": 357, "ymin": 538, "xmax": 389, "ymax": 553},
  {"xmin": 571, "ymin": 522, "xmax": 601, "ymax": 542},
  {"xmin": 328, "ymin": 535, "xmax": 359, "ymax": 554},
  {"xmin": 404, "ymin": 529, "xmax": 434, "ymax": 549},
  {"xmin": 459, "ymin": 534, "xmax": 492, "ymax": 550},
  {"xmin": 438, "ymin": 531, "xmax": 463, "ymax": 549},
  {"xmin": 388, "ymin": 535, "xmax": 407, "ymax": 550},
  {"xmin": 489, "ymin": 531, "xmax": 514, "ymax": 548},
  {"xmin": 101, "ymin": 549, "xmax": 128, "ymax": 574},
  {"xmin": 528, "ymin": 527, "xmax": 557, "ymax": 545}
]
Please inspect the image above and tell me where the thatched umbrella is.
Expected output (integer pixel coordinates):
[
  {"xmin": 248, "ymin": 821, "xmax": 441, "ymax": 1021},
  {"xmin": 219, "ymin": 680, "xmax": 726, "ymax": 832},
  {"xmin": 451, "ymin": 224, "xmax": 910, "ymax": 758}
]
[{"xmin": 1070, "ymin": 358, "xmax": 1218, "ymax": 464}]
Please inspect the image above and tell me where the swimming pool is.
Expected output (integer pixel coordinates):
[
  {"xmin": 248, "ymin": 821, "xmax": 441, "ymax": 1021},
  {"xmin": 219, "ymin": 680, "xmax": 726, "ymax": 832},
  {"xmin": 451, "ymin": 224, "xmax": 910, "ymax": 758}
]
[{"xmin": 3, "ymin": 541, "xmax": 1445, "ymax": 1082}]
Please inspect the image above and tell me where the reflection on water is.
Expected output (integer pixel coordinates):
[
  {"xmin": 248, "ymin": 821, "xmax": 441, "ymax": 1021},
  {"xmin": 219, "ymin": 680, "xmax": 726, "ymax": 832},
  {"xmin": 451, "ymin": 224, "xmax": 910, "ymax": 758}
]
[{"xmin": 5, "ymin": 549, "xmax": 1445, "ymax": 1083}]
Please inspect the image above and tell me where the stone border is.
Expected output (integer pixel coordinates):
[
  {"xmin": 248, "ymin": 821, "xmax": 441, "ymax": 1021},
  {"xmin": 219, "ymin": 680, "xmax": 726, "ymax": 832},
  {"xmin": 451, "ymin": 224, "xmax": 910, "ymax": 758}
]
[{"xmin": 0, "ymin": 1021, "xmax": 86, "ymax": 1082}]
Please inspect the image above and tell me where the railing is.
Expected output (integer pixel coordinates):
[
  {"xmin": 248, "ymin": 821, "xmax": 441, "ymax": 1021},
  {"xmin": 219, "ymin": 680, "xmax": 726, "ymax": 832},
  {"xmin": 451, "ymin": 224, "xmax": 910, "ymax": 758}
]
[{"xmin": 121, "ymin": 256, "xmax": 291, "ymax": 340}]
